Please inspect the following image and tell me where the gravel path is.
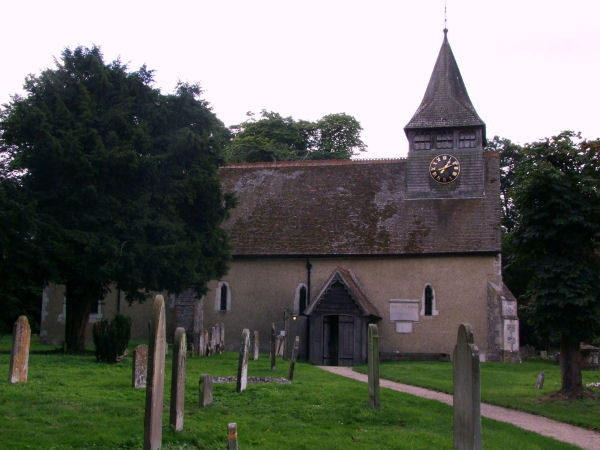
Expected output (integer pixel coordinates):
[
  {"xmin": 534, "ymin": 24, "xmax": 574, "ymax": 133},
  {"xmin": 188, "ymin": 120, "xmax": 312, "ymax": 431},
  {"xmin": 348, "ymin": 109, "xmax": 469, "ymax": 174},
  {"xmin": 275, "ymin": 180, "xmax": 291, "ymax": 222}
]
[{"xmin": 319, "ymin": 366, "xmax": 600, "ymax": 450}]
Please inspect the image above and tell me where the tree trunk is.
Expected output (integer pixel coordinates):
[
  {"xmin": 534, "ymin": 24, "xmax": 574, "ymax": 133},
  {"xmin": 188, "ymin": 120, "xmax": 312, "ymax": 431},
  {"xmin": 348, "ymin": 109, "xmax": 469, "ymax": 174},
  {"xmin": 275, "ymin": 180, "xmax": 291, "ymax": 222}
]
[
  {"xmin": 65, "ymin": 281, "xmax": 95, "ymax": 353},
  {"xmin": 560, "ymin": 337, "xmax": 583, "ymax": 397}
]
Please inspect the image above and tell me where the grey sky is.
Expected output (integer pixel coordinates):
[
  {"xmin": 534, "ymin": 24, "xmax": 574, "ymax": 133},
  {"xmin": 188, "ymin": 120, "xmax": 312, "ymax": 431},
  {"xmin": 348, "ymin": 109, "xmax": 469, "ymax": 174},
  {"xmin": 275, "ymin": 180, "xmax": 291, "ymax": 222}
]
[{"xmin": 2, "ymin": 0, "xmax": 599, "ymax": 158}]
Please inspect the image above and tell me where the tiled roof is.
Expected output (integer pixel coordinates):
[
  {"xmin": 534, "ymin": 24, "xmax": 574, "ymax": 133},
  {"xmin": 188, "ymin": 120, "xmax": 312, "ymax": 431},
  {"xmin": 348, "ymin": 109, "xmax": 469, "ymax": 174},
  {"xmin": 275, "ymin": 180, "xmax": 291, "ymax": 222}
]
[
  {"xmin": 405, "ymin": 30, "xmax": 485, "ymax": 130},
  {"xmin": 219, "ymin": 155, "xmax": 501, "ymax": 256}
]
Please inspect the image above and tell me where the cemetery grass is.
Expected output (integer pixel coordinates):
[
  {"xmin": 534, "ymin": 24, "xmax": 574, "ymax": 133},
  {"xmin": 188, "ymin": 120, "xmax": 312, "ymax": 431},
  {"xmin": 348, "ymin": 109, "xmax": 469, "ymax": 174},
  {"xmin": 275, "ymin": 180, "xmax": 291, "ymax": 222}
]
[
  {"xmin": 0, "ymin": 346, "xmax": 578, "ymax": 449},
  {"xmin": 354, "ymin": 359, "xmax": 600, "ymax": 430}
]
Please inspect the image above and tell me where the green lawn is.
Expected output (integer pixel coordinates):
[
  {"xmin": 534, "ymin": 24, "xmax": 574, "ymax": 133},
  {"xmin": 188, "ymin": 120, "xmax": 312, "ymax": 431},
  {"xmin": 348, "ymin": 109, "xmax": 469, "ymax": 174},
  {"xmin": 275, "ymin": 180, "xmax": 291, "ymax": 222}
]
[
  {"xmin": 354, "ymin": 359, "xmax": 600, "ymax": 430},
  {"xmin": 0, "ymin": 342, "xmax": 579, "ymax": 449}
]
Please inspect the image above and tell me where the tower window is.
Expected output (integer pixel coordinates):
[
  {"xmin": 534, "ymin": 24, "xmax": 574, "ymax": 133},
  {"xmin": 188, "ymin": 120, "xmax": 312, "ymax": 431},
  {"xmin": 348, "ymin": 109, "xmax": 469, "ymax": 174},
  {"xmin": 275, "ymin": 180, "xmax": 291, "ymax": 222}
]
[
  {"xmin": 459, "ymin": 132, "xmax": 477, "ymax": 148},
  {"xmin": 299, "ymin": 286, "xmax": 307, "ymax": 313},
  {"xmin": 294, "ymin": 283, "xmax": 308, "ymax": 315},
  {"xmin": 436, "ymin": 134, "xmax": 453, "ymax": 149},
  {"xmin": 414, "ymin": 134, "xmax": 431, "ymax": 150}
]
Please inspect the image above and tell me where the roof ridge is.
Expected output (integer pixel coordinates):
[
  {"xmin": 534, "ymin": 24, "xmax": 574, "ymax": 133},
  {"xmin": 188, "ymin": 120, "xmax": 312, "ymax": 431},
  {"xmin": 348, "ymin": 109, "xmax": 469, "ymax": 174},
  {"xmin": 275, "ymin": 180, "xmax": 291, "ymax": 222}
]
[{"xmin": 221, "ymin": 158, "xmax": 406, "ymax": 169}]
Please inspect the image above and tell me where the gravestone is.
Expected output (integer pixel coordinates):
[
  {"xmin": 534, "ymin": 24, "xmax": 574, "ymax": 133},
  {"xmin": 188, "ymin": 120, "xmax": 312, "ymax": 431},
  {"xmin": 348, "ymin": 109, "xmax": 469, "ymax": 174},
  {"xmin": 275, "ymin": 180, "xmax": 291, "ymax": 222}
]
[
  {"xmin": 133, "ymin": 344, "xmax": 148, "ymax": 388},
  {"xmin": 535, "ymin": 371, "xmax": 545, "ymax": 389},
  {"xmin": 192, "ymin": 299, "xmax": 203, "ymax": 357},
  {"xmin": 203, "ymin": 330, "xmax": 209, "ymax": 356},
  {"xmin": 288, "ymin": 336, "xmax": 300, "ymax": 381},
  {"xmin": 270, "ymin": 323, "xmax": 276, "ymax": 371},
  {"xmin": 199, "ymin": 374, "xmax": 213, "ymax": 407},
  {"xmin": 144, "ymin": 295, "xmax": 167, "ymax": 450},
  {"xmin": 220, "ymin": 322, "xmax": 225, "ymax": 354},
  {"xmin": 236, "ymin": 328, "xmax": 251, "ymax": 392},
  {"xmin": 253, "ymin": 330, "xmax": 259, "ymax": 361},
  {"xmin": 170, "ymin": 327, "xmax": 187, "ymax": 431},
  {"xmin": 228, "ymin": 423, "xmax": 238, "ymax": 450},
  {"xmin": 9, "ymin": 315, "xmax": 31, "ymax": 383},
  {"xmin": 452, "ymin": 323, "xmax": 482, "ymax": 450},
  {"xmin": 367, "ymin": 324, "xmax": 380, "ymax": 410}
]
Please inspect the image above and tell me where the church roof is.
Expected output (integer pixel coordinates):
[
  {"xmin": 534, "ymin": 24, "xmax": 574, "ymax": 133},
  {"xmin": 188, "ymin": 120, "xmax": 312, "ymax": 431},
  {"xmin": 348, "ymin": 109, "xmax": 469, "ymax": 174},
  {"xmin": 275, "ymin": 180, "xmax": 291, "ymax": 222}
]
[
  {"xmin": 405, "ymin": 29, "xmax": 485, "ymax": 130},
  {"xmin": 219, "ymin": 156, "xmax": 501, "ymax": 257}
]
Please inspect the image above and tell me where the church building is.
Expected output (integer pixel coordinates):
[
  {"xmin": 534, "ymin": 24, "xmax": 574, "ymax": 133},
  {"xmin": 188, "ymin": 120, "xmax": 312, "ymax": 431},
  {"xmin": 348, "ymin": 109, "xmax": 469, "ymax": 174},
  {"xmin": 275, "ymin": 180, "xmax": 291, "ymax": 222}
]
[
  {"xmin": 192, "ymin": 29, "xmax": 519, "ymax": 364},
  {"xmin": 40, "ymin": 30, "xmax": 519, "ymax": 364}
]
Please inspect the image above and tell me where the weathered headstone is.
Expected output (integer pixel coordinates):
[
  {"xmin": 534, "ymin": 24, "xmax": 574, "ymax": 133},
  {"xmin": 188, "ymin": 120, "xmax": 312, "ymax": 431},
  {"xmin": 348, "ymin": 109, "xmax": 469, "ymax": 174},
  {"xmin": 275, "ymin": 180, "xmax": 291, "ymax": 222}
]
[
  {"xmin": 535, "ymin": 371, "xmax": 545, "ymax": 389},
  {"xmin": 367, "ymin": 324, "xmax": 380, "ymax": 410},
  {"xmin": 170, "ymin": 327, "xmax": 187, "ymax": 431},
  {"xmin": 133, "ymin": 344, "xmax": 148, "ymax": 388},
  {"xmin": 144, "ymin": 295, "xmax": 167, "ymax": 450},
  {"xmin": 192, "ymin": 299, "xmax": 203, "ymax": 357},
  {"xmin": 540, "ymin": 350, "xmax": 548, "ymax": 359},
  {"xmin": 203, "ymin": 329, "xmax": 209, "ymax": 356},
  {"xmin": 210, "ymin": 325, "xmax": 217, "ymax": 355},
  {"xmin": 288, "ymin": 336, "xmax": 300, "ymax": 381},
  {"xmin": 453, "ymin": 323, "xmax": 482, "ymax": 450},
  {"xmin": 270, "ymin": 323, "xmax": 276, "ymax": 371},
  {"xmin": 199, "ymin": 374, "xmax": 213, "ymax": 407},
  {"xmin": 220, "ymin": 322, "xmax": 225, "ymax": 354},
  {"xmin": 9, "ymin": 315, "xmax": 31, "ymax": 383},
  {"xmin": 236, "ymin": 328, "xmax": 251, "ymax": 393},
  {"xmin": 253, "ymin": 330, "xmax": 259, "ymax": 361},
  {"xmin": 228, "ymin": 423, "xmax": 238, "ymax": 450}
]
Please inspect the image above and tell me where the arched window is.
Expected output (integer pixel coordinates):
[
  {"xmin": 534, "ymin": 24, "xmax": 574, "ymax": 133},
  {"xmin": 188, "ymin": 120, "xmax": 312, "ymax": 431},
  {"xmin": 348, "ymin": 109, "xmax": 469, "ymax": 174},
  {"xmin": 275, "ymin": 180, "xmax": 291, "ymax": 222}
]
[
  {"xmin": 424, "ymin": 286, "xmax": 433, "ymax": 316},
  {"xmin": 299, "ymin": 286, "xmax": 307, "ymax": 314},
  {"xmin": 293, "ymin": 283, "xmax": 308, "ymax": 315},
  {"xmin": 421, "ymin": 284, "xmax": 438, "ymax": 317},
  {"xmin": 215, "ymin": 281, "xmax": 231, "ymax": 312}
]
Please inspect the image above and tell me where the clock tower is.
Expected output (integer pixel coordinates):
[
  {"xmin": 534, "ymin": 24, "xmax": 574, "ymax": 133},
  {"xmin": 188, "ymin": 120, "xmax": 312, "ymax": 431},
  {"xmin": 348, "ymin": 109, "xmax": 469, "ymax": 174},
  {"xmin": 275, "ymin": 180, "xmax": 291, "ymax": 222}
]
[{"xmin": 404, "ymin": 29, "xmax": 486, "ymax": 199}]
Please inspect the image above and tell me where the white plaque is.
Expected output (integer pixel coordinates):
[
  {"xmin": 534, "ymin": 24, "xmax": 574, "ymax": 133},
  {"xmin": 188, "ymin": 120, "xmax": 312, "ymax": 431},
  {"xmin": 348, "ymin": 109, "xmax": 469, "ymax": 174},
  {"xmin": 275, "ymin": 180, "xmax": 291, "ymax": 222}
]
[
  {"xmin": 502, "ymin": 300, "xmax": 517, "ymax": 318},
  {"xmin": 389, "ymin": 300, "xmax": 420, "ymax": 322},
  {"xmin": 395, "ymin": 321, "xmax": 413, "ymax": 333},
  {"xmin": 503, "ymin": 319, "xmax": 519, "ymax": 352}
]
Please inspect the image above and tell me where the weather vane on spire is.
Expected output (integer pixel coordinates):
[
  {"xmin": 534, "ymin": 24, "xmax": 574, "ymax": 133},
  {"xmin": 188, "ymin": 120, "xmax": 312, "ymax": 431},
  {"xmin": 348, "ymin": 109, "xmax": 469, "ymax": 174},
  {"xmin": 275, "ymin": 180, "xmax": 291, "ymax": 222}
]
[{"xmin": 444, "ymin": 0, "xmax": 448, "ymax": 33}]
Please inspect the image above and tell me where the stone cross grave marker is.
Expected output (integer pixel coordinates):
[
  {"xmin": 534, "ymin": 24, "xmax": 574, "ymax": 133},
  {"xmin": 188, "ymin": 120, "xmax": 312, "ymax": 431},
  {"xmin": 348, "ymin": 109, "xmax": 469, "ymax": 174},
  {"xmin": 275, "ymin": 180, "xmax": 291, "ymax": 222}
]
[
  {"xmin": 144, "ymin": 295, "xmax": 167, "ymax": 450},
  {"xmin": 535, "ymin": 371, "xmax": 545, "ymax": 389},
  {"xmin": 452, "ymin": 323, "xmax": 482, "ymax": 450},
  {"xmin": 270, "ymin": 323, "xmax": 276, "ymax": 370},
  {"xmin": 368, "ymin": 324, "xmax": 380, "ymax": 410},
  {"xmin": 170, "ymin": 327, "xmax": 187, "ymax": 431},
  {"xmin": 9, "ymin": 315, "xmax": 31, "ymax": 383},
  {"xmin": 133, "ymin": 344, "xmax": 148, "ymax": 388},
  {"xmin": 253, "ymin": 330, "xmax": 259, "ymax": 361},
  {"xmin": 199, "ymin": 374, "xmax": 213, "ymax": 407},
  {"xmin": 228, "ymin": 423, "xmax": 238, "ymax": 450},
  {"xmin": 288, "ymin": 336, "xmax": 300, "ymax": 381},
  {"xmin": 236, "ymin": 328, "xmax": 251, "ymax": 392}
]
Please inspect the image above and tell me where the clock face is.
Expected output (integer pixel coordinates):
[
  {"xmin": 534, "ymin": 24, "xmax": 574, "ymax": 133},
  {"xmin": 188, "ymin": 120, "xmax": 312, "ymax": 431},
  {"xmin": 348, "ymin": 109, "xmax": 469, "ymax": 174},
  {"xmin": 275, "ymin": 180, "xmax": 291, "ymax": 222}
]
[{"xmin": 429, "ymin": 154, "xmax": 460, "ymax": 184}]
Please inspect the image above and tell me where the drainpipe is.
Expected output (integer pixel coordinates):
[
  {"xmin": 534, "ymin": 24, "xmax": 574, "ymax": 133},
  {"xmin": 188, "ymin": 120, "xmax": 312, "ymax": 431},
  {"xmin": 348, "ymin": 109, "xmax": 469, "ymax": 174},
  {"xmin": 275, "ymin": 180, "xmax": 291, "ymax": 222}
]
[{"xmin": 306, "ymin": 258, "xmax": 312, "ymax": 360}]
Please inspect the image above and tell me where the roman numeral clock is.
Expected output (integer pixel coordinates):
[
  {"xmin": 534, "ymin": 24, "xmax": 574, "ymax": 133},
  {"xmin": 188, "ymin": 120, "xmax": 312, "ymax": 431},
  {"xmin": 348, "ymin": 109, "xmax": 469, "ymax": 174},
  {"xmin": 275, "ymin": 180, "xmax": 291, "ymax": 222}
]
[{"xmin": 429, "ymin": 154, "xmax": 460, "ymax": 184}]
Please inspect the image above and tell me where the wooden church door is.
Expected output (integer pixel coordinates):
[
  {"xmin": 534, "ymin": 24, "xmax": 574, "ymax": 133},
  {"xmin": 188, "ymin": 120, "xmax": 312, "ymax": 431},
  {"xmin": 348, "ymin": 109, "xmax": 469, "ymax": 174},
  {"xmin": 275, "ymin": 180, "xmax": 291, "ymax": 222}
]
[{"xmin": 322, "ymin": 314, "xmax": 355, "ymax": 366}]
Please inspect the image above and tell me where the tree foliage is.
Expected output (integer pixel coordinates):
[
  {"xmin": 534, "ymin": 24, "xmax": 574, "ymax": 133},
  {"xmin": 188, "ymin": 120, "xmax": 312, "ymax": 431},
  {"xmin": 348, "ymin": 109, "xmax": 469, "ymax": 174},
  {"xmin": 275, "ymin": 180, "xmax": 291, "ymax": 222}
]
[
  {"xmin": 0, "ymin": 46, "xmax": 233, "ymax": 351},
  {"xmin": 505, "ymin": 131, "xmax": 600, "ymax": 395},
  {"xmin": 225, "ymin": 110, "xmax": 366, "ymax": 162}
]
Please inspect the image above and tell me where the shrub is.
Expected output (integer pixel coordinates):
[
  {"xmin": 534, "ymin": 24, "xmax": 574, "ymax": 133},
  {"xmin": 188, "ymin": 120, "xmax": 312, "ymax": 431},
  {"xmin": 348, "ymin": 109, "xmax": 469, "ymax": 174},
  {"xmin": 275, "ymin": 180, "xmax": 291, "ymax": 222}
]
[{"xmin": 92, "ymin": 314, "xmax": 132, "ymax": 362}]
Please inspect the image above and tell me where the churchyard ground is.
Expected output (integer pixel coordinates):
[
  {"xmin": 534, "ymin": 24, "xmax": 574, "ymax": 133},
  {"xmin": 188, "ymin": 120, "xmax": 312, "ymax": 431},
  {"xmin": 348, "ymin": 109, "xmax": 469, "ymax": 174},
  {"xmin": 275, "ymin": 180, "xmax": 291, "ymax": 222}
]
[{"xmin": 0, "ymin": 335, "xmax": 586, "ymax": 449}]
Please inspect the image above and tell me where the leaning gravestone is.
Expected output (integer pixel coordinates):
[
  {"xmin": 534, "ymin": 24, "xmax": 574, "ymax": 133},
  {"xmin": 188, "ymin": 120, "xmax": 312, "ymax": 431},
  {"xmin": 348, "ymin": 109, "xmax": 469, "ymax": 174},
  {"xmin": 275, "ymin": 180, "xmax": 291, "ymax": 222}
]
[
  {"xmin": 288, "ymin": 336, "xmax": 300, "ymax": 381},
  {"xmin": 170, "ymin": 327, "xmax": 187, "ymax": 431},
  {"xmin": 144, "ymin": 295, "xmax": 167, "ymax": 450},
  {"xmin": 368, "ymin": 324, "xmax": 380, "ymax": 410},
  {"xmin": 133, "ymin": 344, "xmax": 148, "ymax": 388},
  {"xmin": 199, "ymin": 374, "xmax": 213, "ymax": 407},
  {"xmin": 236, "ymin": 328, "xmax": 251, "ymax": 392},
  {"xmin": 535, "ymin": 371, "xmax": 545, "ymax": 389},
  {"xmin": 453, "ymin": 323, "xmax": 482, "ymax": 450},
  {"xmin": 270, "ymin": 323, "xmax": 276, "ymax": 371},
  {"xmin": 9, "ymin": 315, "xmax": 31, "ymax": 383},
  {"xmin": 253, "ymin": 330, "xmax": 259, "ymax": 361}
]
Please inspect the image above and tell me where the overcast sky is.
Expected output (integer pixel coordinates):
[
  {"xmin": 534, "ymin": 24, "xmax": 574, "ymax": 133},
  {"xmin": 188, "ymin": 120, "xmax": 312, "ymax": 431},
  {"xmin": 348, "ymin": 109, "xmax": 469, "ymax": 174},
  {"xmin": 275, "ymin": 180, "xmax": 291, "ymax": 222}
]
[{"xmin": 2, "ymin": 0, "xmax": 599, "ymax": 158}]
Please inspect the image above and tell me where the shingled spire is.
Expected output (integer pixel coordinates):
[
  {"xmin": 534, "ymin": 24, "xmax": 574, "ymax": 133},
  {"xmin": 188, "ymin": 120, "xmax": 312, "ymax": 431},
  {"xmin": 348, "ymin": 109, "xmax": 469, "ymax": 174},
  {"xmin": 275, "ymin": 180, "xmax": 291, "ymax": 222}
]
[{"xmin": 405, "ymin": 29, "xmax": 485, "ymax": 135}]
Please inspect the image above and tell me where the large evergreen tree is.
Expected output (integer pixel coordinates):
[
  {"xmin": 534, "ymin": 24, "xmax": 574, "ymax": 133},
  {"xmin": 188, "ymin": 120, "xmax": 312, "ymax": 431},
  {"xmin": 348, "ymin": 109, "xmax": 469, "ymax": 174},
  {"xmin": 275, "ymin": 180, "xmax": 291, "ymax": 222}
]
[
  {"xmin": 0, "ymin": 46, "xmax": 233, "ymax": 351},
  {"xmin": 507, "ymin": 131, "xmax": 600, "ymax": 396}
]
